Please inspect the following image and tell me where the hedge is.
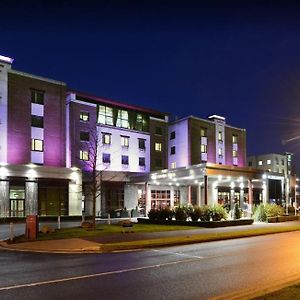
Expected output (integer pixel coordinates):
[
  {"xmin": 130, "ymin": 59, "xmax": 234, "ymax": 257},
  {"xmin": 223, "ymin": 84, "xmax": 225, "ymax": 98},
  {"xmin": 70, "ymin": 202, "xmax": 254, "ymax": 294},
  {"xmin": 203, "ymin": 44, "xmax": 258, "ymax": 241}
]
[{"xmin": 137, "ymin": 218, "xmax": 254, "ymax": 228}]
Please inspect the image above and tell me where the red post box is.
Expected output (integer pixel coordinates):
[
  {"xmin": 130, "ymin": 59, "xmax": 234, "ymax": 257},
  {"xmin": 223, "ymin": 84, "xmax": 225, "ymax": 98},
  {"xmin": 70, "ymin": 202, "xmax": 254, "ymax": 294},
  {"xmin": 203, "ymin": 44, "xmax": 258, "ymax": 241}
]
[{"xmin": 26, "ymin": 215, "xmax": 39, "ymax": 240}]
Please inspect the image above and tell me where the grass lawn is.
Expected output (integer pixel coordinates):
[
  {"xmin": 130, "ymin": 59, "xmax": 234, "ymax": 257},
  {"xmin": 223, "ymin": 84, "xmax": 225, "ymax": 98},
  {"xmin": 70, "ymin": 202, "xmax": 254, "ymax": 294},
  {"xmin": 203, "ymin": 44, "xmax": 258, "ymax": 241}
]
[
  {"xmin": 252, "ymin": 283, "xmax": 300, "ymax": 300},
  {"xmin": 37, "ymin": 223, "xmax": 199, "ymax": 240}
]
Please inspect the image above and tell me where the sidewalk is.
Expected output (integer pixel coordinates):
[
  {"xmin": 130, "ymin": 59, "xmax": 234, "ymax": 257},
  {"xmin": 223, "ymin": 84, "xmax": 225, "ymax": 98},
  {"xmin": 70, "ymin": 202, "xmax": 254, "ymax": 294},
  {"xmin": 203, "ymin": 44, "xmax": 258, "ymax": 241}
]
[{"xmin": 1, "ymin": 221, "xmax": 300, "ymax": 254}]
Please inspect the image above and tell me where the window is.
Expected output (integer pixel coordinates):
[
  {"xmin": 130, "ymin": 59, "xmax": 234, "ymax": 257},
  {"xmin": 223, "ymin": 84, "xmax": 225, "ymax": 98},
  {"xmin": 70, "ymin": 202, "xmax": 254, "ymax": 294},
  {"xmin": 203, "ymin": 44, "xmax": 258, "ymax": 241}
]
[
  {"xmin": 31, "ymin": 115, "xmax": 44, "ymax": 128},
  {"xmin": 80, "ymin": 131, "xmax": 89, "ymax": 141},
  {"xmin": 218, "ymin": 148, "xmax": 222, "ymax": 157},
  {"xmin": 174, "ymin": 190, "xmax": 180, "ymax": 206},
  {"xmin": 155, "ymin": 159, "xmax": 162, "ymax": 168},
  {"xmin": 80, "ymin": 111, "xmax": 89, "ymax": 122},
  {"xmin": 170, "ymin": 162, "xmax": 176, "ymax": 169},
  {"xmin": 138, "ymin": 138, "xmax": 146, "ymax": 150},
  {"xmin": 258, "ymin": 160, "xmax": 263, "ymax": 166},
  {"xmin": 155, "ymin": 126, "xmax": 162, "ymax": 135},
  {"xmin": 121, "ymin": 136, "xmax": 129, "ymax": 148},
  {"xmin": 116, "ymin": 109, "xmax": 129, "ymax": 129},
  {"xmin": 201, "ymin": 144, "xmax": 207, "ymax": 153},
  {"xmin": 248, "ymin": 161, "xmax": 252, "ymax": 167},
  {"xmin": 31, "ymin": 139, "xmax": 43, "ymax": 152},
  {"xmin": 102, "ymin": 153, "xmax": 111, "ymax": 164},
  {"xmin": 200, "ymin": 128, "xmax": 207, "ymax": 137},
  {"xmin": 218, "ymin": 131, "xmax": 223, "ymax": 142},
  {"xmin": 233, "ymin": 150, "xmax": 238, "ymax": 157},
  {"xmin": 281, "ymin": 159, "xmax": 285, "ymax": 165},
  {"xmin": 170, "ymin": 146, "xmax": 176, "ymax": 155},
  {"xmin": 139, "ymin": 157, "xmax": 145, "ymax": 166},
  {"xmin": 121, "ymin": 155, "xmax": 129, "ymax": 165},
  {"xmin": 102, "ymin": 133, "xmax": 111, "ymax": 145},
  {"xmin": 267, "ymin": 159, "xmax": 271, "ymax": 165},
  {"xmin": 136, "ymin": 113, "xmax": 148, "ymax": 131},
  {"xmin": 275, "ymin": 158, "xmax": 279, "ymax": 165},
  {"xmin": 80, "ymin": 150, "xmax": 89, "ymax": 161},
  {"xmin": 98, "ymin": 105, "xmax": 113, "ymax": 125},
  {"xmin": 31, "ymin": 90, "xmax": 44, "ymax": 105},
  {"xmin": 232, "ymin": 135, "xmax": 238, "ymax": 144},
  {"xmin": 170, "ymin": 131, "xmax": 176, "ymax": 140},
  {"xmin": 155, "ymin": 142, "xmax": 162, "ymax": 152}
]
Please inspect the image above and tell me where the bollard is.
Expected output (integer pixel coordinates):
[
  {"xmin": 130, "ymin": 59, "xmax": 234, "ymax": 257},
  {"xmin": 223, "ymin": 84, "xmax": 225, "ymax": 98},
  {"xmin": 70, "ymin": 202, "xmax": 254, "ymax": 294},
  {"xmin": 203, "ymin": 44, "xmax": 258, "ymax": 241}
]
[
  {"xmin": 108, "ymin": 213, "xmax": 111, "ymax": 225},
  {"xmin": 9, "ymin": 222, "xmax": 14, "ymax": 241},
  {"xmin": 58, "ymin": 215, "xmax": 61, "ymax": 230},
  {"xmin": 128, "ymin": 211, "xmax": 131, "ymax": 222},
  {"xmin": 82, "ymin": 214, "xmax": 85, "ymax": 223}
]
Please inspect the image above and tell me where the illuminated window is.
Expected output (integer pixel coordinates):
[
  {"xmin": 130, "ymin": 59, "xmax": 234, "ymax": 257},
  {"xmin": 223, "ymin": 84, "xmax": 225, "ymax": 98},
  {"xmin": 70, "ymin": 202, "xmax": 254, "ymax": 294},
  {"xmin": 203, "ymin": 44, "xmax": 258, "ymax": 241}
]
[
  {"xmin": 201, "ymin": 144, "xmax": 207, "ymax": 153},
  {"xmin": 80, "ymin": 111, "xmax": 89, "ymax": 122},
  {"xmin": 31, "ymin": 139, "xmax": 43, "ymax": 152},
  {"xmin": 170, "ymin": 162, "xmax": 176, "ymax": 169},
  {"xmin": 98, "ymin": 105, "xmax": 113, "ymax": 125},
  {"xmin": 200, "ymin": 128, "xmax": 207, "ymax": 137},
  {"xmin": 31, "ymin": 115, "xmax": 44, "ymax": 128},
  {"xmin": 80, "ymin": 131, "xmax": 89, "ymax": 141},
  {"xmin": 102, "ymin": 153, "xmax": 111, "ymax": 164},
  {"xmin": 233, "ymin": 150, "xmax": 238, "ymax": 157},
  {"xmin": 136, "ymin": 113, "xmax": 148, "ymax": 131},
  {"xmin": 267, "ymin": 159, "xmax": 271, "ymax": 165},
  {"xmin": 232, "ymin": 135, "xmax": 238, "ymax": 144},
  {"xmin": 218, "ymin": 131, "xmax": 223, "ymax": 142},
  {"xmin": 170, "ymin": 146, "xmax": 176, "ymax": 155},
  {"xmin": 102, "ymin": 133, "xmax": 111, "ymax": 145},
  {"xmin": 116, "ymin": 109, "xmax": 129, "ymax": 129},
  {"xmin": 121, "ymin": 135, "xmax": 129, "ymax": 148},
  {"xmin": 218, "ymin": 148, "xmax": 222, "ymax": 157},
  {"xmin": 155, "ymin": 142, "xmax": 162, "ymax": 151},
  {"xmin": 31, "ymin": 90, "xmax": 44, "ymax": 105},
  {"xmin": 258, "ymin": 160, "xmax": 263, "ymax": 166},
  {"xmin": 80, "ymin": 150, "xmax": 89, "ymax": 161}
]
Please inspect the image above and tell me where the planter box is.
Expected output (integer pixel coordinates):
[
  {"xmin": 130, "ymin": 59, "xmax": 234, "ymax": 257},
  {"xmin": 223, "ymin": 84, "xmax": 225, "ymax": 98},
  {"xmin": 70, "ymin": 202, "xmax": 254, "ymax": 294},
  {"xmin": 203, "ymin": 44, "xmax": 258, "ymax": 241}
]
[
  {"xmin": 267, "ymin": 215, "xmax": 299, "ymax": 223},
  {"xmin": 137, "ymin": 218, "xmax": 254, "ymax": 228}
]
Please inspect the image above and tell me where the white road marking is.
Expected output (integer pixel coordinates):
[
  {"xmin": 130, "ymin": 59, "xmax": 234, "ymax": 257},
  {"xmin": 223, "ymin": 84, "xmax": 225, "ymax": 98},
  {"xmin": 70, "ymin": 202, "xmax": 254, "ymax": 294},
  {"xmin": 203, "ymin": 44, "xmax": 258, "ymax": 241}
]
[
  {"xmin": 151, "ymin": 249, "xmax": 205, "ymax": 259},
  {"xmin": 0, "ymin": 258, "xmax": 199, "ymax": 292}
]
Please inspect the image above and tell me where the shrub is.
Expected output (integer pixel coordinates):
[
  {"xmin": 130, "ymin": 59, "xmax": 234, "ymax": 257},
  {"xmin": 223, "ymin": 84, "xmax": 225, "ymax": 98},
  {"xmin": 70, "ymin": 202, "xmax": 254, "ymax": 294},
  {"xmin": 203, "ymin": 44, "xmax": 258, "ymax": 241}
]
[
  {"xmin": 200, "ymin": 205, "xmax": 211, "ymax": 221},
  {"xmin": 231, "ymin": 203, "xmax": 242, "ymax": 220},
  {"xmin": 159, "ymin": 207, "xmax": 173, "ymax": 220},
  {"xmin": 148, "ymin": 209, "xmax": 160, "ymax": 221},
  {"xmin": 174, "ymin": 205, "xmax": 188, "ymax": 221},
  {"xmin": 254, "ymin": 204, "xmax": 267, "ymax": 222},
  {"xmin": 265, "ymin": 203, "xmax": 284, "ymax": 217},
  {"xmin": 210, "ymin": 204, "xmax": 228, "ymax": 221},
  {"xmin": 189, "ymin": 206, "xmax": 202, "ymax": 221}
]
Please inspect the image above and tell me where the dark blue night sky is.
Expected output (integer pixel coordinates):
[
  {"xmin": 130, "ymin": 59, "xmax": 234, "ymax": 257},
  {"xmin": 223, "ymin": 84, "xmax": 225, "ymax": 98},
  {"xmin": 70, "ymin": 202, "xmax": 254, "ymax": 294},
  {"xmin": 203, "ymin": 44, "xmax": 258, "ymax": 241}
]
[{"xmin": 2, "ymin": 1, "xmax": 300, "ymax": 169}]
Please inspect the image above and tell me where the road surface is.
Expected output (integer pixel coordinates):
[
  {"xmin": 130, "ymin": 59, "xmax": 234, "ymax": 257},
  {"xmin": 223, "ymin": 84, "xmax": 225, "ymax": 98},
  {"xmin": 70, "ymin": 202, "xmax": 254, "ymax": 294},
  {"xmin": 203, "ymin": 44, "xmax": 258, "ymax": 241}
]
[{"xmin": 1, "ymin": 231, "xmax": 300, "ymax": 299}]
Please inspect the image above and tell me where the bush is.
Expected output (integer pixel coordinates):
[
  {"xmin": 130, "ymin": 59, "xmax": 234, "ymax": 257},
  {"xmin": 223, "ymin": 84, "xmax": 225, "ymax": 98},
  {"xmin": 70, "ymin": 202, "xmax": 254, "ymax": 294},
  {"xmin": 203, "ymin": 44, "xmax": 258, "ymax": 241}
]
[
  {"xmin": 174, "ymin": 205, "xmax": 188, "ymax": 221},
  {"xmin": 148, "ymin": 209, "xmax": 160, "ymax": 221},
  {"xmin": 159, "ymin": 207, "xmax": 173, "ymax": 220},
  {"xmin": 200, "ymin": 205, "xmax": 211, "ymax": 221},
  {"xmin": 254, "ymin": 204, "xmax": 267, "ymax": 222},
  {"xmin": 265, "ymin": 203, "xmax": 284, "ymax": 217},
  {"xmin": 231, "ymin": 203, "xmax": 242, "ymax": 220},
  {"xmin": 189, "ymin": 206, "xmax": 202, "ymax": 221},
  {"xmin": 210, "ymin": 204, "xmax": 228, "ymax": 221}
]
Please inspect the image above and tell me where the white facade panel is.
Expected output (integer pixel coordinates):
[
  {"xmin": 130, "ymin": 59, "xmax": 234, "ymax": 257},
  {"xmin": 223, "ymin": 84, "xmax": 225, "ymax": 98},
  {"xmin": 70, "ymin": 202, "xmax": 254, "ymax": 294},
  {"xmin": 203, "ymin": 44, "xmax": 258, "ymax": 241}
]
[
  {"xmin": 168, "ymin": 119, "xmax": 189, "ymax": 168},
  {"xmin": 31, "ymin": 151, "xmax": 44, "ymax": 164},
  {"xmin": 0, "ymin": 63, "xmax": 11, "ymax": 163},
  {"xmin": 31, "ymin": 103, "xmax": 44, "ymax": 116},
  {"xmin": 31, "ymin": 127, "xmax": 44, "ymax": 140},
  {"xmin": 97, "ymin": 125, "xmax": 150, "ymax": 173}
]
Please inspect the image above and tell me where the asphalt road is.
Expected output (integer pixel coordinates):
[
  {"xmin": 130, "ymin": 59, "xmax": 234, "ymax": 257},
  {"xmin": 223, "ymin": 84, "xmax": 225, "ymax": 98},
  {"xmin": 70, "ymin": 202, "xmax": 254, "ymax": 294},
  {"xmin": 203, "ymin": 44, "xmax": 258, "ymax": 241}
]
[{"xmin": 1, "ymin": 231, "xmax": 300, "ymax": 299}]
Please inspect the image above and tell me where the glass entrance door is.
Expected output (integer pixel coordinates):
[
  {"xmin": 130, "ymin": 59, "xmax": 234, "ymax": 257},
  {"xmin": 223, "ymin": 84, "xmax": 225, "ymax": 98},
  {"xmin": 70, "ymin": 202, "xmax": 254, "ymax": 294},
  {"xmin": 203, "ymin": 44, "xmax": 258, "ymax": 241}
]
[{"xmin": 10, "ymin": 199, "xmax": 25, "ymax": 217}]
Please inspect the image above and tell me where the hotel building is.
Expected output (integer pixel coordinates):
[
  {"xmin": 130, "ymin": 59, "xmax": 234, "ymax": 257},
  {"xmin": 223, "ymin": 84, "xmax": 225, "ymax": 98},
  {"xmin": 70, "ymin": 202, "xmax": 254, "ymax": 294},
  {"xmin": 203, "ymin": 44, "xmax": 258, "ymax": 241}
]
[{"xmin": 0, "ymin": 55, "xmax": 81, "ymax": 217}]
